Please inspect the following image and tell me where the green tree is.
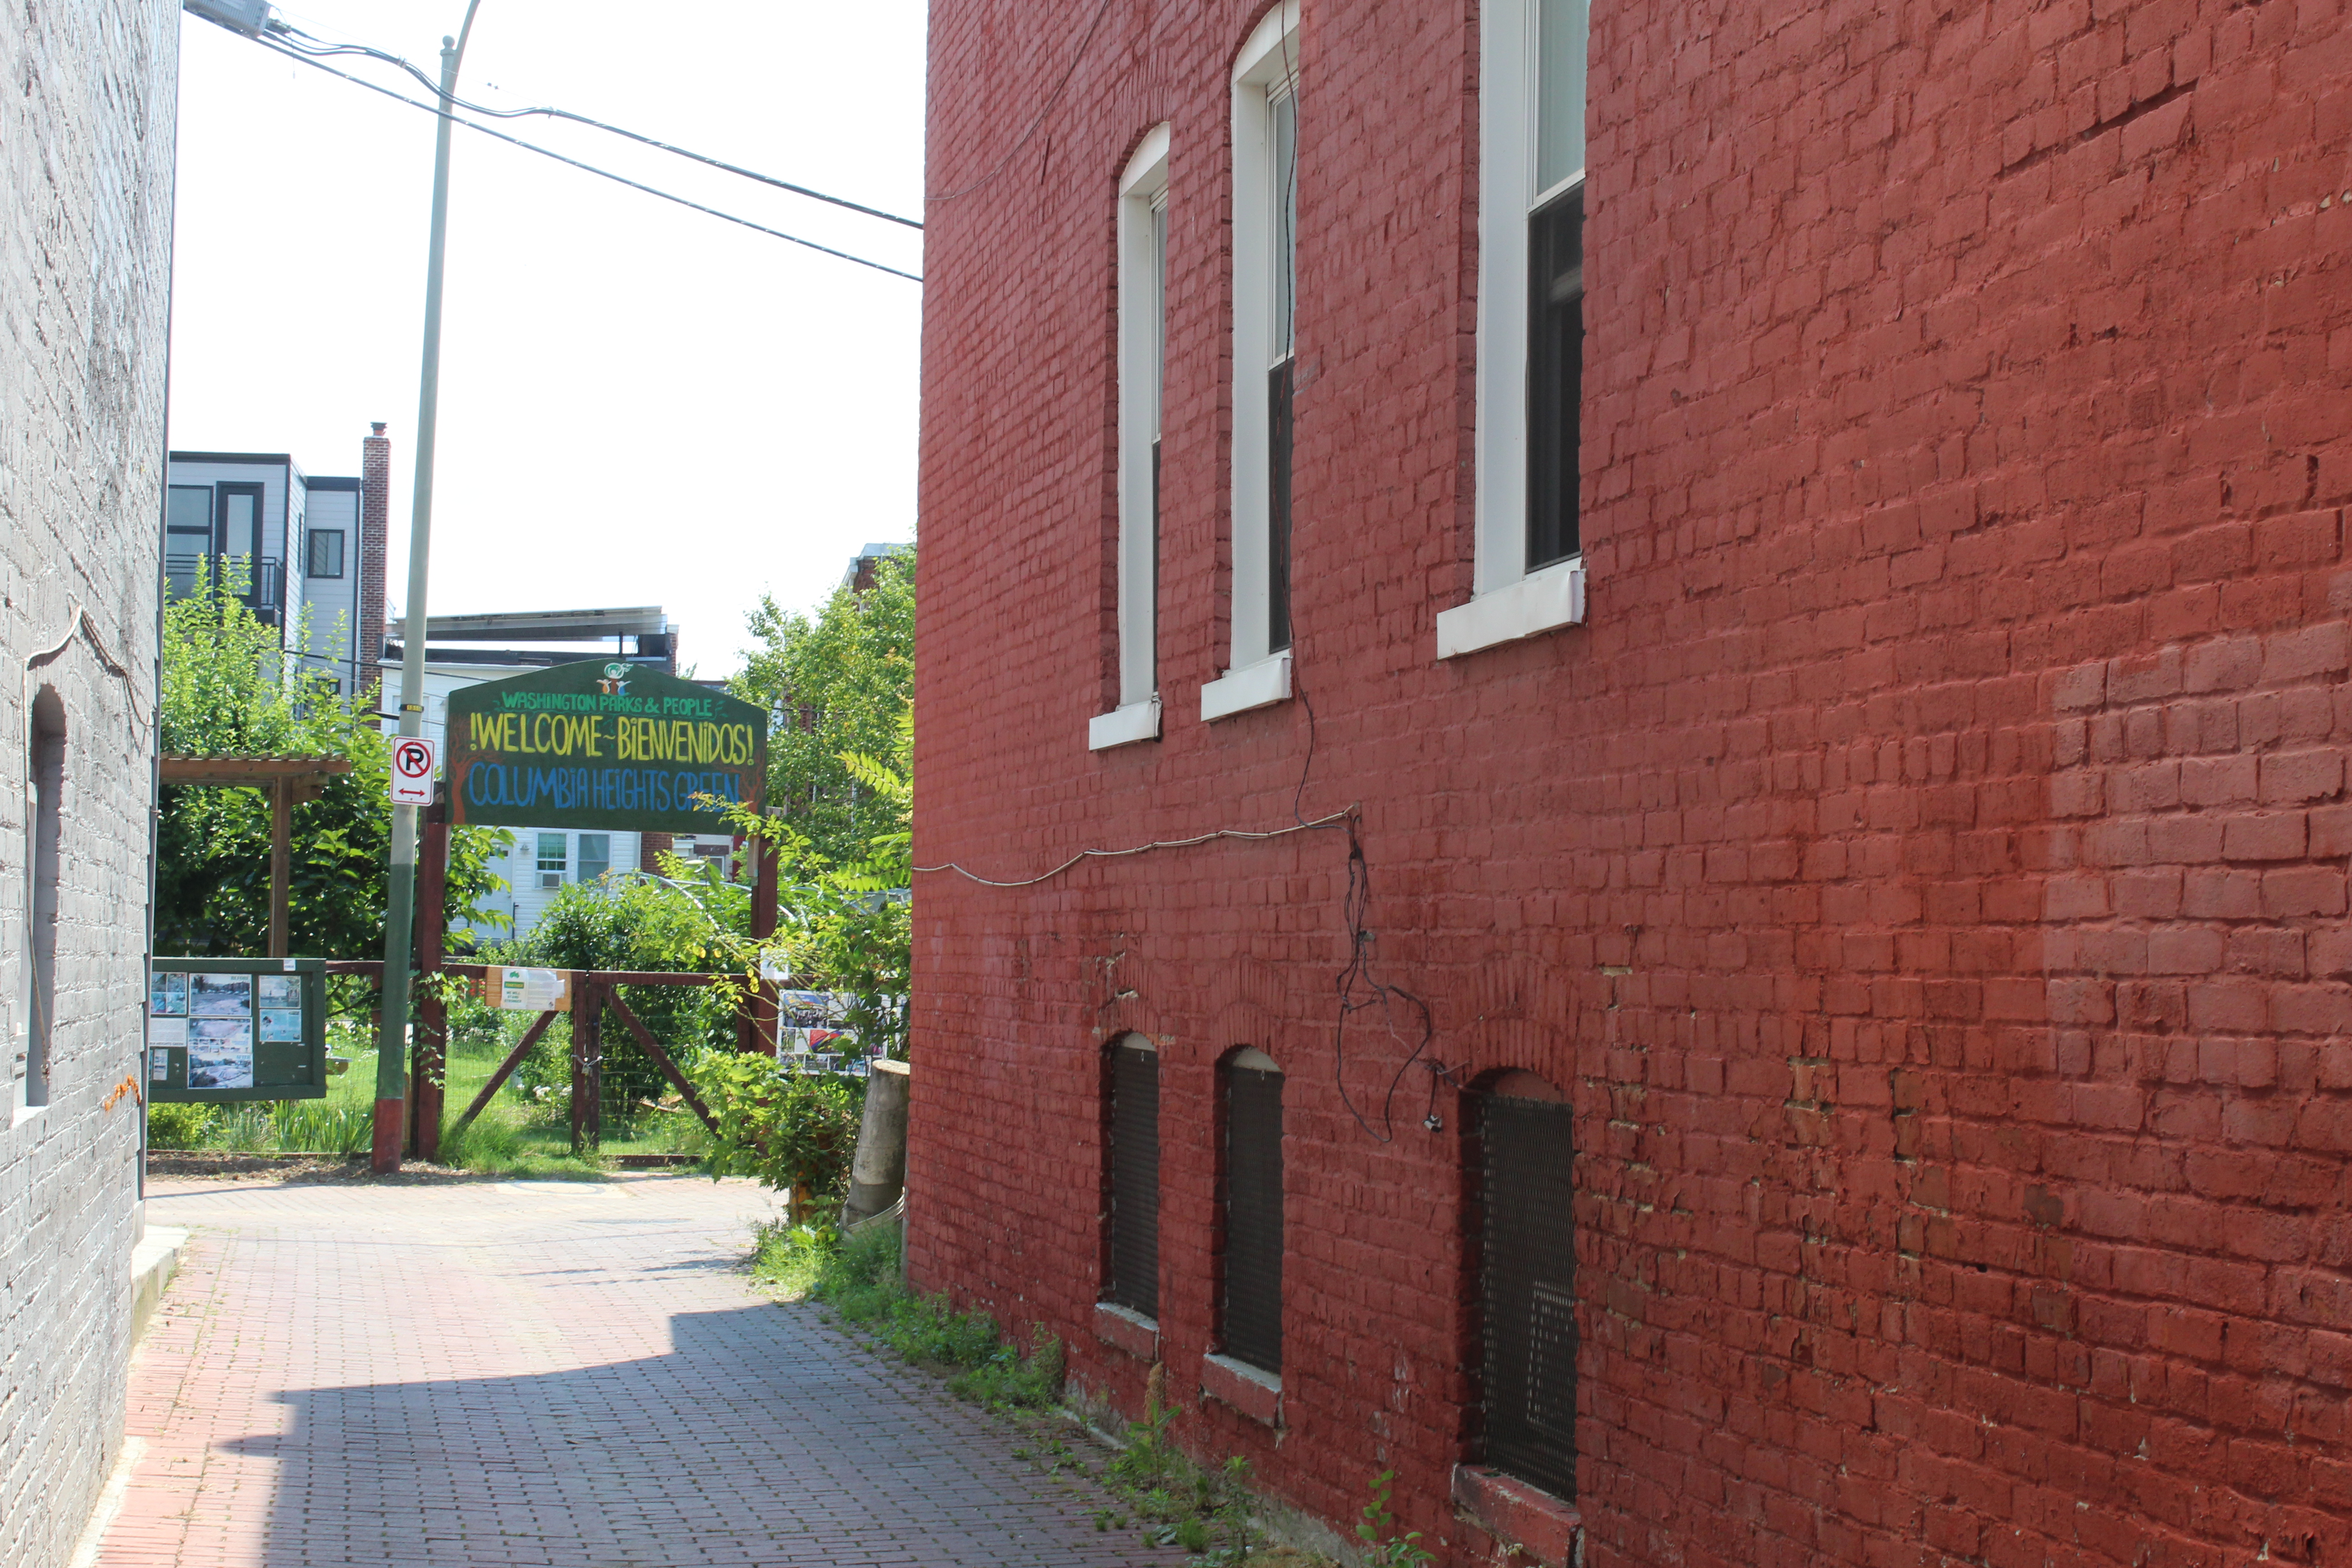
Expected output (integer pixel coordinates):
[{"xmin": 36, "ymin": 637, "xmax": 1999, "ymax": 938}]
[
  {"xmin": 156, "ymin": 563, "xmax": 509, "ymax": 958},
  {"xmin": 732, "ymin": 548, "xmax": 912, "ymax": 864}
]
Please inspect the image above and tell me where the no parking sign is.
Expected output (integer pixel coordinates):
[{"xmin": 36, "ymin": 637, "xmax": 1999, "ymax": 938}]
[{"xmin": 388, "ymin": 735, "xmax": 440, "ymax": 806}]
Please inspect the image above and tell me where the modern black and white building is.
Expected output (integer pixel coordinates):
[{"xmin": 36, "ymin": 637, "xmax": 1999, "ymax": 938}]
[{"xmin": 165, "ymin": 437, "xmax": 382, "ymax": 697}]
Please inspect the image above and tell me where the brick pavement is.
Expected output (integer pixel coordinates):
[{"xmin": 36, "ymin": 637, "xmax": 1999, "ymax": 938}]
[{"xmin": 99, "ymin": 1174, "xmax": 1188, "ymax": 1568}]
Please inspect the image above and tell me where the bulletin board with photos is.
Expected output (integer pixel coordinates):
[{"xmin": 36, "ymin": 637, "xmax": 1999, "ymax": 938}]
[{"xmin": 147, "ymin": 957, "xmax": 330, "ymax": 1102}]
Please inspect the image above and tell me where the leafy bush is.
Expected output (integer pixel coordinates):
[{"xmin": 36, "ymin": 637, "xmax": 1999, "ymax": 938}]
[
  {"xmin": 147, "ymin": 1102, "xmax": 214, "ymax": 1149},
  {"xmin": 496, "ymin": 875, "xmax": 745, "ymax": 1120},
  {"xmin": 693, "ymin": 1052, "xmax": 863, "ymax": 1197}
]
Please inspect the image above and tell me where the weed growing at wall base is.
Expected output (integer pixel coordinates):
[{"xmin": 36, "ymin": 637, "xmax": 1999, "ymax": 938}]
[{"xmin": 749, "ymin": 1221, "xmax": 1321, "ymax": 1566}]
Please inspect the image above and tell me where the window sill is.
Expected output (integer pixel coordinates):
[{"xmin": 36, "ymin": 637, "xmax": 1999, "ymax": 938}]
[
  {"xmin": 1093, "ymin": 1302, "xmax": 1159, "ymax": 1360},
  {"xmin": 1450, "ymin": 1465, "xmax": 1580, "ymax": 1567},
  {"xmin": 1199, "ymin": 1352, "xmax": 1282, "ymax": 1426},
  {"xmin": 1088, "ymin": 696, "xmax": 1163, "ymax": 751},
  {"xmin": 1434, "ymin": 559, "xmax": 1585, "ymax": 659},
  {"xmin": 1199, "ymin": 651, "xmax": 1291, "ymax": 722}
]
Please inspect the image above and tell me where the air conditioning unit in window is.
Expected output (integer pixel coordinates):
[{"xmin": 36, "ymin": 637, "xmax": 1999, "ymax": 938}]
[{"xmin": 539, "ymin": 872, "xmax": 563, "ymax": 890}]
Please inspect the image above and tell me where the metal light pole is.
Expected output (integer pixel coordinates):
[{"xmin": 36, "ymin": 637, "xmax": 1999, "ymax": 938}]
[{"xmin": 374, "ymin": 0, "xmax": 483, "ymax": 1173}]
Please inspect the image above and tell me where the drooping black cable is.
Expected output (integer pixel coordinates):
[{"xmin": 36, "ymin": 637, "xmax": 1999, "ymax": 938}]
[
  {"xmin": 1289, "ymin": 669, "xmax": 1437, "ymax": 1145},
  {"xmin": 252, "ymin": 37, "xmax": 921, "ymax": 283},
  {"xmin": 269, "ymin": 26, "xmax": 923, "ymax": 230}
]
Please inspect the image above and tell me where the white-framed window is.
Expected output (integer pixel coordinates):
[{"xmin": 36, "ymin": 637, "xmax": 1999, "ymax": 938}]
[
  {"xmin": 1202, "ymin": 0, "xmax": 1302, "ymax": 724},
  {"xmin": 1092, "ymin": 125, "xmax": 1172, "ymax": 752},
  {"xmin": 1436, "ymin": 0, "xmax": 1591, "ymax": 660},
  {"xmin": 536, "ymin": 833, "xmax": 568, "ymax": 890}
]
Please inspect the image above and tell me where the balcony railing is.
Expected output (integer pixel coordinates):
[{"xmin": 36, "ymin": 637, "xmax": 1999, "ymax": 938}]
[{"xmin": 166, "ymin": 554, "xmax": 284, "ymax": 624}]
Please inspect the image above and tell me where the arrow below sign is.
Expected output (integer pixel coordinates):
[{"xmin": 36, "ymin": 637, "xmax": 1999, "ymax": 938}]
[{"xmin": 388, "ymin": 735, "xmax": 440, "ymax": 806}]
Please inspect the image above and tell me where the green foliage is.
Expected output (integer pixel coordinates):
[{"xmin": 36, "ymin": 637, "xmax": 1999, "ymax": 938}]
[
  {"xmin": 1354, "ymin": 1472, "xmax": 1434, "ymax": 1568},
  {"xmin": 1101, "ymin": 1380, "xmax": 1258, "ymax": 1562},
  {"xmin": 142, "ymin": 1098, "xmax": 372, "ymax": 1155},
  {"xmin": 733, "ymin": 548, "xmax": 913, "ymax": 867},
  {"xmin": 747, "ymin": 1218, "xmax": 1266, "ymax": 1565},
  {"xmin": 706, "ymin": 711, "xmax": 911, "ymax": 1061},
  {"xmin": 146, "ymin": 1101, "xmax": 215, "ymax": 1149},
  {"xmin": 156, "ymin": 561, "xmax": 509, "ymax": 957},
  {"xmin": 506, "ymin": 873, "xmax": 740, "ymax": 975},
  {"xmin": 693, "ymin": 1053, "xmax": 863, "ymax": 1196},
  {"xmin": 495, "ymin": 874, "xmax": 746, "ymax": 1117},
  {"xmin": 755, "ymin": 1216, "xmax": 1067, "ymax": 1413},
  {"xmin": 747, "ymin": 1219, "xmax": 838, "ymax": 1298}
]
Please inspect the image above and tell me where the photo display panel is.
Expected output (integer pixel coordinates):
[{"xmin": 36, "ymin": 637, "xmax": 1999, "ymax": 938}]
[{"xmin": 148, "ymin": 958, "xmax": 329, "ymax": 1102}]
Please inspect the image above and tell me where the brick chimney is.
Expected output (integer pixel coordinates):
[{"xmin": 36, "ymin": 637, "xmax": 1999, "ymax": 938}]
[{"xmin": 358, "ymin": 422, "xmax": 391, "ymax": 700}]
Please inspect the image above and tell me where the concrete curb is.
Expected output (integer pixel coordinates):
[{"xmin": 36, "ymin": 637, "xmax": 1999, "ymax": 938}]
[{"xmin": 130, "ymin": 1225, "xmax": 187, "ymax": 1343}]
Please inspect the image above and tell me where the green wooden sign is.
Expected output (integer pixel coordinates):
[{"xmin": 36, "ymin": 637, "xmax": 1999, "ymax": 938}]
[
  {"xmin": 148, "ymin": 957, "xmax": 329, "ymax": 1103},
  {"xmin": 445, "ymin": 661, "xmax": 768, "ymax": 833}
]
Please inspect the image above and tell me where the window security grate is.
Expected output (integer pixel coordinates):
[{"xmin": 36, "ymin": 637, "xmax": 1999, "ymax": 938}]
[
  {"xmin": 1479, "ymin": 1090, "xmax": 1577, "ymax": 1497},
  {"xmin": 1221, "ymin": 1062, "xmax": 1285, "ymax": 1372},
  {"xmin": 1106, "ymin": 1041, "xmax": 1160, "ymax": 1317}
]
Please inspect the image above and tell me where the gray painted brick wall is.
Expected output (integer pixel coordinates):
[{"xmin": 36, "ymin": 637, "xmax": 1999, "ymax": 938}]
[{"xmin": 0, "ymin": 4, "xmax": 177, "ymax": 1567}]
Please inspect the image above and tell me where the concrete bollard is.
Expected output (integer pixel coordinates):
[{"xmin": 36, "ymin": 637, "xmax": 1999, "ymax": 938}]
[{"xmin": 839, "ymin": 1058, "xmax": 910, "ymax": 1227}]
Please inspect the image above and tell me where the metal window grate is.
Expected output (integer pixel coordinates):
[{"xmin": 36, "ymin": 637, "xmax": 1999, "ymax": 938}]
[
  {"xmin": 1221, "ymin": 1062, "xmax": 1285, "ymax": 1372},
  {"xmin": 1479, "ymin": 1091, "xmax": 1577, "ymax": 1497},
  {"xmin": 1106, "ymin": 1041, "xmax": 1160, "ymax": 1317}
]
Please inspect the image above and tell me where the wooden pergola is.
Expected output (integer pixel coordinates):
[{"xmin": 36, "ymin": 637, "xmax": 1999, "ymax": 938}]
[{"xmin": 160, "ymin": 754, "xmax": 356, "ymax": 957}]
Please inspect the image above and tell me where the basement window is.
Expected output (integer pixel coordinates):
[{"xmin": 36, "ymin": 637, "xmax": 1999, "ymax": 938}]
[
  {"xmin": 1439, "ymin": 0, "xmax": 1590, "ymax": 659},
  {"xmin": 1093, "ymin": 126, "xmax": 1171, "ymax": 752},
  {"xmin": 1103, "ymin": 1034, "xmax": 1160, "ymax": 1318},
  {"xmin": 1202, "ymin": 0, "xmax": 1301, "ymax": 723},
  {"xmin": 1219, "ymin": 1047, "xmax": 1284, "ymax": 1373},
  {"xmin": 1474, "ymin": 1074, "xmax": 1576, "ymax": 1499}
]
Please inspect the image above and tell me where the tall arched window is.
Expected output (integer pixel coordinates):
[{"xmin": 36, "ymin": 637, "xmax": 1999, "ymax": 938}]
[
  {"xmin": 1473, "ymin": 1071, "xmax": 1575, "ymax": 1497},
  {"xmin": 1220, "ymin": 1047, "xmax": 1284, "ymax": 1372},
  {"xmin": 1103, "ymin": 1034, "xmax": 1160, "ymax": 1318},
  {"xmin": 20, "ymin": 689, "xmax": 65, "ymax": 1108}
]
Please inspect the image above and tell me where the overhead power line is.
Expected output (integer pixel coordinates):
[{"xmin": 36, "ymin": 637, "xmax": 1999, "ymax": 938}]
[
  {"xmin": 269, "ymin": 24, "xmax": 923, "ymax": 232},
  {"xmin": 251, "ymin": 37, "xmax": 921, "ymax": 283}
]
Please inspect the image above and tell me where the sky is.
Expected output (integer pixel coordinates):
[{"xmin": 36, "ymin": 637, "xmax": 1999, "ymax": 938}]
[{"xmin": 168, "ymin": 0, "xmax": 927, "ymax": 678}]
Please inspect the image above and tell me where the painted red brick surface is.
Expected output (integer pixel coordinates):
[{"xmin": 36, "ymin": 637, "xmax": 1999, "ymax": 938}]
[{"xmin": 911, "ymin": 1, "xmax": 2352, "ymax": 1564}]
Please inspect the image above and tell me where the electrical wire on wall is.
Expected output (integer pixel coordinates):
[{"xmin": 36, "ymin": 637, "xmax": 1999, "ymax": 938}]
[{"xmin": 914, "ymin": 671, "xmax": 1440, "ymax": 1146}]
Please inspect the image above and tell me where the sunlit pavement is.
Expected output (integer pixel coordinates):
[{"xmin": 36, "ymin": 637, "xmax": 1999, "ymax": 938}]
[{"xmin": 96, "ymin": 1173, "xmax": 1179, "ymax": 1567}]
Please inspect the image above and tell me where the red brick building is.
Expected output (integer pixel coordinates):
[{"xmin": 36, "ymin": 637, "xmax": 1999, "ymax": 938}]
[{"xmin": 909, "ymin": 0, "xmax": 2352, "ymax": 1563}]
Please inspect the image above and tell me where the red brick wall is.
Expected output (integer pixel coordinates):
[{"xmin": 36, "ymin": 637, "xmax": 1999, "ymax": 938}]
[{"xmin": 911, "ymin": 1, "xmax": 2352, "ymax": 1564}]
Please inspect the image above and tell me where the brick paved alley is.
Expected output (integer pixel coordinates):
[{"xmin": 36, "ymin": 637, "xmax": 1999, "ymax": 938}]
[{"xmin": 96, "ymin": 1174, "xmax": 1183, "ymax": 1568}]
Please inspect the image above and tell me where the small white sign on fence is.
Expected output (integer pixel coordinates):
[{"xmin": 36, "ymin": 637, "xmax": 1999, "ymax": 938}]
[{"xmin": 492, "ymin": 966, "xmax": 571, "ymax": 1012}]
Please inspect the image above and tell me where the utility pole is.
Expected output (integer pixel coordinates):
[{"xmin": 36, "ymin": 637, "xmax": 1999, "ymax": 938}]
[{"xmin": 373, "ymin": 1, "xmax": 483, "ymax": 1173}]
